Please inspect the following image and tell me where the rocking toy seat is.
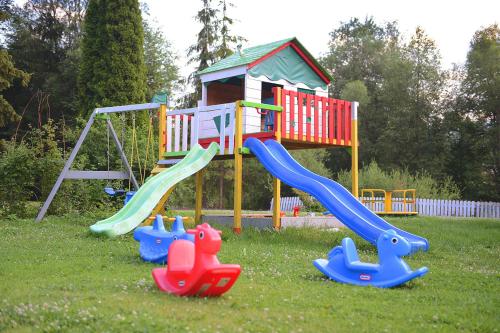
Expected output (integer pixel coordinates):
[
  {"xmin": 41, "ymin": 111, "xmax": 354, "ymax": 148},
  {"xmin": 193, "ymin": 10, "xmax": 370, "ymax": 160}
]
[
  {"xmin": 134, "ymin": 215, "xmax": 193, "ymax": 264},
  {"xmin": 152, "ymin": 223, "xmax": 241, "ymax": 297}
]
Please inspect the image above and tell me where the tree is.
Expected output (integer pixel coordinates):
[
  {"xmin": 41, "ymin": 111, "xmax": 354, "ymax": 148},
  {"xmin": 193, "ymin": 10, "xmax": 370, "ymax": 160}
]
[
  {"xmin": 78, "ymin": 0, "xmax": 146, "ymax": 115},
  {"xmin": 445, "ymin": 24, "xmax": 499, "ymax": 200},
  {"xmin": 0, "ymin": 1, "xmax": 30, "ymax": 128},
  {"xmin": 183, "ymin": 0, "xmax": 219, "ymax": 107},
  {"xmin": 321, "ymin": 18, "xmax": 400, "ymax": 175},
  {"xmin": 2, "ymin": 0, "xmax": 86, "ymax": 138},
  {"xmin": 143, "ymin": 18, "xmax": 180, "ymax": 102},
  {"xmin": 213, "ymin": 0, "xmax": 245, "ymax": 60},
  {"xmin": 0, "ymin": 47, "xmax": 30, "ymax": 128},
  {"xmin": 377, "ymin": 27, "xmax": 447, "ymax": 175}
]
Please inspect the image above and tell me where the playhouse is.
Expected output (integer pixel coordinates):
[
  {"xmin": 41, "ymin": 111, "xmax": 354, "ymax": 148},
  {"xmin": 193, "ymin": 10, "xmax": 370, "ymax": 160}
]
[
  {"xmin": 37, "ymin": 37, "xmax": 359, "ymax": 235},
  {"xmin": 157, "ymin": 37, "xmax": 359, "ymax": 232}
]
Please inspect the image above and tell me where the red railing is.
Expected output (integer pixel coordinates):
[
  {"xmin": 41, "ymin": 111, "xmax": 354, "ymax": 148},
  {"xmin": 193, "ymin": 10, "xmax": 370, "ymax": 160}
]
[{"xmin": 273, "ymin": 88, "xmax": 352, "ymax": 146}]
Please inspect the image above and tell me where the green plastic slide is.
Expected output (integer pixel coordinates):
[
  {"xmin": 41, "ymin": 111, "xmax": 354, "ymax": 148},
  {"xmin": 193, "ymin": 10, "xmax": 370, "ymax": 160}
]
[{"xmin": 90, "ymin": 143, "xmax": 219, "ymax": 237}]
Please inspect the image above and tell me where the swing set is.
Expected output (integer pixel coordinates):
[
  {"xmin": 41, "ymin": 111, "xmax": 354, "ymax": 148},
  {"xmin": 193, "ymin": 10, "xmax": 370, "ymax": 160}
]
[
  {"xmin": 103, "ymin": 111, "xmax": 157, "ymax": 204},
  {"xmin": 35, "ymin": 102, "xmax": 164, "ymax": 222}
]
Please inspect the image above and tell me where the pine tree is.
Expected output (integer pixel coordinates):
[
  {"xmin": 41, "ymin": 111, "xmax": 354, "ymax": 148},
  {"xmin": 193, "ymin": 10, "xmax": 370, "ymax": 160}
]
[
  {"xmin": 0, "ymin": 2, "xmax": 30, "ymax": 128},
  {"xmin": 0, "ymin": 49, "xmax": 30, "ymax": 127},
  {"xmin": 78, "ymin": 0, "xmax": 146, "ymax": 115},
  {"xmin": 143, "ymin": 18, "xmax": 180, "ymax": 102},
  {"xmin": 214, "ymin": 0, "xmax": 245, "ymax": 60},
  {"xmin": 184, "ymin": 0, "xmax": 219, "ymax": 107}
]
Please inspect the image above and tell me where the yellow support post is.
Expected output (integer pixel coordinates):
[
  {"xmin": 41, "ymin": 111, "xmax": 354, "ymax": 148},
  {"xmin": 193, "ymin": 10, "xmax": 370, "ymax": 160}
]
[
  {"xmin": 273, "ymin": 88, "xmax": 283, "ymax": 230},
  {"xmin": 158, "ymin": 104, "xmax": 167, "ymax": 158},
  {"xmin": 384, "ymin": 191, "xmax": 393, "ymax": 213},
  {"xmin": 233, "ymin": 101, "xmax": 243, "ymax": 234},
  {"xmin": 351, "ymin": 102, "xmax": 359, "ymax": 198},
  {"xmin": 195, "ymin": 169, "xmax": 204, "ymax": 224},
  {"xmin": 143, "ymin": 186, "xmax": 175, "ymax": 226}
]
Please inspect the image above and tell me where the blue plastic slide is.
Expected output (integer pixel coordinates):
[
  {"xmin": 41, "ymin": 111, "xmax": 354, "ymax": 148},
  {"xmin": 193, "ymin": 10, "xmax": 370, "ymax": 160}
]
[{"xmin": 244, "ymin": 138, "xmax": 429, "ymax": 251}]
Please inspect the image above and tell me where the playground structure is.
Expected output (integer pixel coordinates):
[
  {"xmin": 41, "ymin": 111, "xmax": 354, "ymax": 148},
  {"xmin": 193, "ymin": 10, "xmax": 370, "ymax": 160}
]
[
  {"xmin": 361, "ymin": 189, "xmax": 418, "ymax": 215},
  {"xmin": 34, "ymin": 37, "xmax": 429, "ymax": 289}
]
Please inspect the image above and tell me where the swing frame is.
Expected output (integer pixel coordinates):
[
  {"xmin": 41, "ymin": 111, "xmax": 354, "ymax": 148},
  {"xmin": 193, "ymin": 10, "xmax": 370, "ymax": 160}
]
[{"xmin": 35, "ymin": 103, "xmax": 162, "ymax": 222}]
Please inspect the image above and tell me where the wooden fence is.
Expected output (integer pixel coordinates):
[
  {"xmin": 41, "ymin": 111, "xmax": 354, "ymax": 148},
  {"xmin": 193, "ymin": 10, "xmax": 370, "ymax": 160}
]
[{"xmin": 270, "ymin": 197, "xmax": 500, "ymax": 219}]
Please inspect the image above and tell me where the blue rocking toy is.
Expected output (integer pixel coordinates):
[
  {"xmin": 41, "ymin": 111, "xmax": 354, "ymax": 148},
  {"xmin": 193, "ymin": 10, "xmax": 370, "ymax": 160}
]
[
  {"xmin": 133, "ymin": 215, "xmax": 194, "ymax": 264},
  {"xmin": 313, "ymin": 229, "xmax": 428, "ymax": 288}
]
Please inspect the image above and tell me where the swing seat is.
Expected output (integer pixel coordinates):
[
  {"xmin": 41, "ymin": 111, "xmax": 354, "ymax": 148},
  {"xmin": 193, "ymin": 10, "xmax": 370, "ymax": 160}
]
[{"xmin": 104, "ymin": 187, "xmax": 127, "ymax": 197}]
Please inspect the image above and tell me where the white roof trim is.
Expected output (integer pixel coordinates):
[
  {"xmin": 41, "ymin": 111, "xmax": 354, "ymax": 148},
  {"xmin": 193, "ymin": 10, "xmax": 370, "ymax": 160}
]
[
  {"xmin": 199, "ymin": 65, "xmax": 247, "ymax": 83},
  {"xmin": 249, "ymin": 74, "xmax": 327, "ymax": 92}
]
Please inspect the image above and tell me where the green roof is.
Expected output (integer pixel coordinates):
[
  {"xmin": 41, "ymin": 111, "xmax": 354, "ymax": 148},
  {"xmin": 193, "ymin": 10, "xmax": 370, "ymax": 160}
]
[
  {"xmin": 197, "ymin": 37, "xmax": 332, "ymax": 83},
  {"xmin": 197, "ymin": 38, "xmax": 294, "ymax": 75}
]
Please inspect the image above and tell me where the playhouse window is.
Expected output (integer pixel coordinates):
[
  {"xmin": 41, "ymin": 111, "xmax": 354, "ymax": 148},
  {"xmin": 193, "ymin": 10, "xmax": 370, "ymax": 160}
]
[
  {"xmin": 297, "ymin": 88, "xmax": 315, "ymax": 106},
  {"xmin": 206, "ymin": 76, "xmax": 244, "ymax": 106},
  {"xmin": 297, "ymin": 88, "xmax": 315, "ymax": 96}
]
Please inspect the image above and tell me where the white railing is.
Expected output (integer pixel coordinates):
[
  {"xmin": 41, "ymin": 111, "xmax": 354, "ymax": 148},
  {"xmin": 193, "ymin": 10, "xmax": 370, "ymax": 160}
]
[
  {"xmin": 270, "ymin": 196, "xmax": 500, "ymax": 218},
  {"xmin": 165, "ymin": 103, "xmax": 236, "ymax": 155}
]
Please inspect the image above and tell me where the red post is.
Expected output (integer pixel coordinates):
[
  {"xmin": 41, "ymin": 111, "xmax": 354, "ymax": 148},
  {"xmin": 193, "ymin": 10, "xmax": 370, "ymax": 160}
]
[
  {"xmin": 314, "ymin": 95, "xmax": 319, "ymax": 142},
  {"xmin": 298, "ymin": 93, "xmax": 304, "ymax": 141},
  {"xmin": 306, "ymin": 94, "xmax": 312, "ymax": 142},
  {"xmin": 336, "ymin": 99, "xmax": 343, "ymax": 144},
  {"xmin": 281, "ymin": 90, "xmax": 287, "ymax": 139},
  {"xmin": 322, "ymin": 97, "xmax": 328, "ymax": 143},
  {"xmin": 289, "ymin": 91, "xmax": 295, "ymax": 138},
  {"xmin": 344, "ymin": 101, "xmax": 351, "ymax": 145},
  {"xmin": 329, "ymin": 98, "xmax": 335, "ymax": 143}
]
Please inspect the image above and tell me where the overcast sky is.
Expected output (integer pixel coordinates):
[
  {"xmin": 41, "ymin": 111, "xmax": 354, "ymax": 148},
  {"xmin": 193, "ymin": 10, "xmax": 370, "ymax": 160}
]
[{"xmin": 145, "ymin": 0, "xmax": 499, "ymax": 77}]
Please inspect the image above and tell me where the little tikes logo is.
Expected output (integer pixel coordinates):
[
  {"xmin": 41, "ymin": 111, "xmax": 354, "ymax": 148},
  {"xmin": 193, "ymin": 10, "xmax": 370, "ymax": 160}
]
[
  {"xmin": 156, "ymin": 239, "xmax": 162, "ymax": 244},
  {"xmin": 359, "ymin": 274, "xmax": 371, "ymax": 281}
]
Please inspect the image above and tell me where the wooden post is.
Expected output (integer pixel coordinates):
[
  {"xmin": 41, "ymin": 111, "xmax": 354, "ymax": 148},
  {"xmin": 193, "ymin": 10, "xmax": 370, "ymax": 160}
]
[
  {"xmin": 273, "ymin": 88, "xmax": 282, "ymax": 230},
  {"xmin": 233, "ymin": 101, "xmax": 243, "ymax": 233},
  {"xmin": 195, "ymin": 169, "xmax": 204, "ymax": 224},
  {"xmin": 158, "ymin": 104, "xmax": 167, "ymax": 158},
  {"xmin": 351, "ymin": 102, "xmax": 359, "ymax": 198}
]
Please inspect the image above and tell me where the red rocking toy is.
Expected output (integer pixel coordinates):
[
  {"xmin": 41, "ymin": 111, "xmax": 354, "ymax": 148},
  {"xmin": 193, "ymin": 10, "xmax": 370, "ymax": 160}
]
[{"xmin": 152, "ymin": 223, "xmax": 241, "ymax": 297}]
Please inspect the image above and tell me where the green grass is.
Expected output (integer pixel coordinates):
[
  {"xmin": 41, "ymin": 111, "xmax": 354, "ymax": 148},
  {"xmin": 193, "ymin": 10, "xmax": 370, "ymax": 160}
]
[{"xmin": 0, "ymin": 214, "xmax": 499, "ymax": 332}]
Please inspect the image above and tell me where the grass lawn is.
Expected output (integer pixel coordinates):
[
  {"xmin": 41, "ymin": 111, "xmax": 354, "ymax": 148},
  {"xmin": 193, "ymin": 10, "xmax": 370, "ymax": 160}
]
[{"xmin": 0, "ymin": 214, "xmax": 499, "ymax": 332}]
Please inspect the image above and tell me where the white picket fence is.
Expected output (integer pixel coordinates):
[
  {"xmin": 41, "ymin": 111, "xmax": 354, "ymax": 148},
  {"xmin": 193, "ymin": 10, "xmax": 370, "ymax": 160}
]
[{"xmin": 270, "ymin": 196, "xmax": 500, "ymax": 218}]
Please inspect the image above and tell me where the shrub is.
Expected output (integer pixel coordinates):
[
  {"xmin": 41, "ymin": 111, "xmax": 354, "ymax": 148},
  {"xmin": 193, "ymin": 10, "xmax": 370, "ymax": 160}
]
[
  {"xmin": 0, "ymin": 140, "xmax": 36, "ymax": 216},
  {"xmin": 337, "ymin": 161, "xmax": 461, "ymax": 199}
]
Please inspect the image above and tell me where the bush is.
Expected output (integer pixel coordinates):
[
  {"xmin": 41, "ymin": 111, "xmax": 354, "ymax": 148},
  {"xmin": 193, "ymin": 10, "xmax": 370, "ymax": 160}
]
[
  {"xmin": 0, "ymin": 140, "xmax": 36, "ymax": 217},
  {"xmin": 0, "ymin": 120, "xmax": 123, "ymax": 218},
  {"xmin": 337, "ymin": 161, "xmax": 461, "ymax": 199}
]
